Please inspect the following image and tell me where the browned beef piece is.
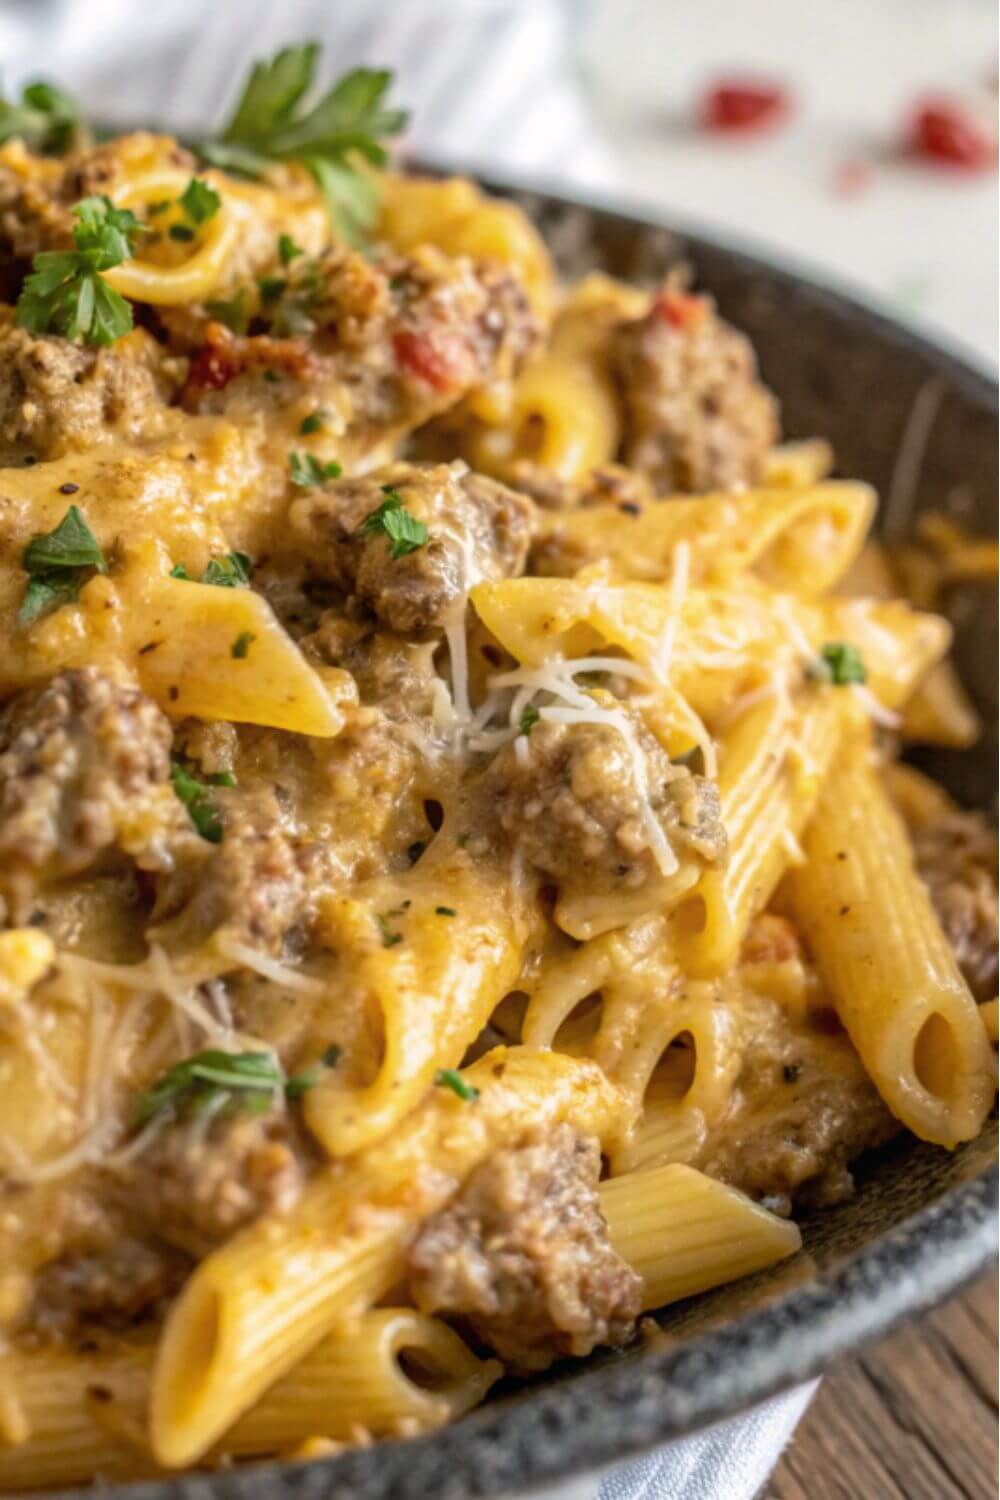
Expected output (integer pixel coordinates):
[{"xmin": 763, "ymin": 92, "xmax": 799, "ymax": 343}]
[
  {"xmin": 30, "ymin": 1237, "xmax": 189, "ymax": 1340},
  {"xmin": 151, "ymin": 788, "xmax": 330, "ymax": 957},
  {"xmin": 0, "ymin": 669, "xmax": 186, "ymax": 918},
  {"xmin": 288, "ymin": 460, "xmax": 534, "ymax": 634},
  {"xmin": 484, "ymin": 708, "xmax": 726, "ymax": 901},
  {"xmin": 0, "ymin": 318, "xmax": 185, "ymax": 463},
  {"xmin": 127, "ymin": 1108, "xmax": 307, "ymax": 1258},
  {"xmin": 181, "ymin": 244, "xmax": 540, "ymax": 442},
  {"xmin": 611, "ymin": 288, "xmax": 779, "ymax": 494},
  {"xmin": 698, "ymin": 996, "xmax": 898, "ymax": 1209},
  {"xmin": 911, "ymin": 809, "xmax": 998, "ymax": 1002},
  {"xmin": 408, "ymin": 1124, "xmax": 641, "ymax": 1373}
]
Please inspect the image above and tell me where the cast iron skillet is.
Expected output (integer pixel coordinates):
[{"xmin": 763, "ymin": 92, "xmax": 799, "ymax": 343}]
[{"xmin": 48, "ymin": 179, "xmax": 999, "ymax": 1500}]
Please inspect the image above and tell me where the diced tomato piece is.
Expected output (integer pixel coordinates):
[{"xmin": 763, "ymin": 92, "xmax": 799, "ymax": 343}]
[
  {"xmin": 906, "ymin": 98, "xmax": 995, "ymax": 171},
  {"xmin": 393, "ymin": 329, "xmax": 461, "ymax": 391},
  {"xmin": 653, "ymin": 289, "xmax": 709, "ymax": 330},
  {"xmin": 184, "ymin": 340, "xmax": 240, "ymax": 394},
  {"xmin": 700, "ymin": 79, "xmax": 789, "ymax": 134}
]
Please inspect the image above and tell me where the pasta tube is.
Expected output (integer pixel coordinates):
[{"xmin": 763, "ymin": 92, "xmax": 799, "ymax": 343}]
[
  {"xmin": 786, "ymin": 734, "xmax": 996, "ymax": 1146},
  {"xmin": 600, "ymin": 1164, "xmax": 801, "ymax": 1310},
  {"xmin": 0, "ymin": 1312, "xmax": 499, "ymax": 1491},
  {"xmin": 151, "ymin": 1046, "xmax": 628, "ymax": 1466}
]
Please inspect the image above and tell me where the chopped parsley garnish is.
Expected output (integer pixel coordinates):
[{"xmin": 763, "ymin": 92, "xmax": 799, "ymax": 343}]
[
  {"xmin": 179, "ymin": 177, "xmax": 221, "ymax": 225},
  {"xmin": 168, "ymin": 223, "xmax": 196, "ymax": 243},
  {"xmin": 435, "ymin": 1068, "xmax": 479, "ymax": 1102},
  {"xmin": 231, "ymin": 630, "xmax": 255, "ymax": 659},
  {"xmin": 18, "ymin": 504, "xmax": 106, "ymax": 624},
  {"xmin": 279, "ymin": 233, "xmax": 304, "ymax": 265},
  {"xmin": 136, "ymin": 1049, "xmax": 284, "ymax": 1125},
  {"xmin": 375, "ymin": 913, "xmax": 404, "ymax": 948},
  {"xmin": 0, "ymin": 80, "xmax": 82, "ymax": 154},
  {"xmin": 518, "ymin": 705, "xmax": 540, "ymax": 736},
  {"xmin": 205, "ymin": 287, "xmax": 249, "ymax": 334},
  {"xmin": 169, "ymin": 563, "xmax": 190, "ymax": 580},
  {"xmin": 201, "ymin": 551, "xmax": 252, "ymax": 588},
  {"xmin": 199, "ymin": 46, "xmax": 408, "ymax": 245},
  {"xmin": 170, "ymin": 760, "xmax": 229, "ymax": 843},
  {"xmin": 812, "ymin": 642, "xmax": 867, "ymax": 686},
  {"xmin": 435, "ymin": 906, "xmax": 457, "ymax": 917},
  {"xmin": 289, "ymin": 451, "xmax": 342, "ymax": 487},
  {"xmin": 300, "ymin": 410, "xmax": 327, "ymax": 435},
  {"xmin": 357, "ymin": 487, "xmax": 428, "ymax": 559},
  {"xmin": 15, "ymin": 195, "xmax": 145, "ymax": 346},
  {"xmin": 258, "ymin": 275, "xmax": 286, "ymax": 302}
]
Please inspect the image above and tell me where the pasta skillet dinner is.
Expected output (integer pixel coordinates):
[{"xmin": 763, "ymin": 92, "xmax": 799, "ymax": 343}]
[{"xmin": 0, "ymin": 48, "xmax": 996, "ymax": 1490}]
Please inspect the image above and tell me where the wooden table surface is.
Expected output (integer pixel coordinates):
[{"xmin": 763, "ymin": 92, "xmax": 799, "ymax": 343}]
[{"xmin": 766, "ymin": 1270, "xmax": 998, "ymax": 1500}]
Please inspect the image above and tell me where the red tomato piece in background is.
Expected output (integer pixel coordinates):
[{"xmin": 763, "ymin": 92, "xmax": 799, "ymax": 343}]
[
  {"xmin": 700, "ymin": 79, "xmax": 789, "ymax": 134},
  {"xmin": 906, "ymin": 98, "xmax": 995, "ymax": 171}
]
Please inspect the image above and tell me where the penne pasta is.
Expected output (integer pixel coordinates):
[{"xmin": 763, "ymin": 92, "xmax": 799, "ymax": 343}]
[{"xmin": 786, "ymin": 734, "xmax": 996, "ymax": 1146}]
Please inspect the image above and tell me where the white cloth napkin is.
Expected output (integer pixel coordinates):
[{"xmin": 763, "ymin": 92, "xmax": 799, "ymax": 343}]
[{"xmin": 1, "ymin": 1, "xmax": 820, "ymax": 1493}]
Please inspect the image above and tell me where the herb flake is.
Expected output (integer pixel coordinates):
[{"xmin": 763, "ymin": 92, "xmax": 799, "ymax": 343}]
[
  {"xmin": 18, "ymin": 505, "xmax": 106, "ymax": 624},
  {"xmin": 518, "ymin": 705, "xmax": 540, "ymax": 736},
  {"xmin": 357, "ymin": 487, "xmax": 428, "ymax": 559},
  {"xmin": 289, "ymin": 450, "xmax": 342, "ymax": 487},
  {"xmin": 170, "ymin": 759, "xmax": 228, "ymax": 843},
  {"xmin": 812, "ymin": 642, "xmax": 867, "ymax": 686},
  {"xmin": 179, "ymin": 177, "xmax": 221, "ymax": 225},
  {"xmin": 435, "ymin": 1068, "xmax": 479, "ymax": 1102}
]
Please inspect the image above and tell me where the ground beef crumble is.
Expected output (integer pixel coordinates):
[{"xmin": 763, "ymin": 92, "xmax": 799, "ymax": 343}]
[
  {"xmin": 408, "ymin": 1123, "xmax": 641, "ymax": 1373},
  {"xmin": 611, "ymin": 287, "xmax": 779, "ymax": 494}
]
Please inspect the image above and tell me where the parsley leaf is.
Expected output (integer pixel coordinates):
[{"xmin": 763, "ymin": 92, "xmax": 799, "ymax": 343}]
[
  {"xmin": 357, "ymin": 487, "xmax": 428, "ymax": 559},
  {"xmin": 18, "ymin": 505, "xmax": 106, "ymax": 624},
  {"xmin": 375, "ymin": 913, "xmax": 403, "ymax": 948},
  {"xmin": 15, "ymin": 196, "xmax": 144, "ymax": 346},
  {"xmin": 812, "ymin": 642, "xmax": 867, "ymax": 686},
  {"xmin": 0, "ymin": 80, "xmax": 82, "ymax": 154},
  {"xmin": 201, "ymin": 551, "xmax": 252, "ymax": 588},
  {"xmin": 300, "ymin": 410, "xmax": 327, "ymax": 435},
  {"xmin": 518, "ymin": 705, "xmax": 540, "ymax": 736},
  {"xmin": 279, "ymin": 233, "xmax": 304, "ymax": 265},
  {"xmin": 135, "ymin": 1049, "xmax": 284, "ymax": 1125},
  {"xmin": 231, "ymin": 630, "xmax": 255, "ymax": 659},
  {"xmin": 435, "ymin": 906, "xmax": 457, "ymax": 917},
  {"xmin": 289, "ymin": 451, "xmax": 342, "ymax": 487},
  {"xmin": 179, "ymin": 177, "xmax": 221, "ymax": 225},
  {"xmin": 200, "ymin": 46, "xmax": 407, "ymax": 246},
  {"xmin": 170, "ymin": 760, "xmax": 227, "ymax": 843},
  {"xmin": 435, "ymin": 1068, "xmax": 479, "ymax": 1102}
]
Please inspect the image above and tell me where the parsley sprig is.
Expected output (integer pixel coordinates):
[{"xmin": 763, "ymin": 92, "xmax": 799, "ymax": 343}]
[
  {"xmin": 200, "ymin": 45, "xmax": 407, "ymax": 245},
  {"xmin": 18, "ymin": 505, "xmax": 106, "ymax": 624},
  {"xmin": 357, "ymin": 486, "xmax": 428, "ymax": 559},
  {"xmin": 811, "ymin": 642, "xmax": 867, "ymax": 686},
  {"xmin": 15, "ymin": 196, "xmax": 145, "ymax": 346},
  {"xmin": 136, "ymin": 1041, "xmax": 342, "ymax": 1124},
  {"xmin": 518, "ymin": 705, "xmax": 540, "ymax": 736},
  {"xmin": 0, "ymin": 80, "xmax": 82, "ymax": 154}
]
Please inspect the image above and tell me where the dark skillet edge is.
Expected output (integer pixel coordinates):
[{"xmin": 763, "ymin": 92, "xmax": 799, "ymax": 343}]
[{"xmin": 38, "ymin": 172, "xmax": 999, "ymax": 1500}]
